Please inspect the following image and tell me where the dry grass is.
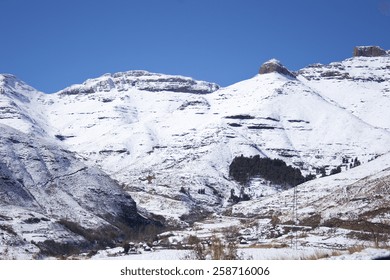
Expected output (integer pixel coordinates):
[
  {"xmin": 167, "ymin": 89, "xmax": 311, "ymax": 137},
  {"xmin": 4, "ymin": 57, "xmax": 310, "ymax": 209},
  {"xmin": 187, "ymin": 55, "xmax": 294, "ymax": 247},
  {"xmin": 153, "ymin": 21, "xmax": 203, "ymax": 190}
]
[
  {"xmin": 266, "ymin": 249, "xmax": 343, "ymax": 260},
  {"xmin": 184, "ymin": 235, "xmax": 243, "ymax": 260},
  {"xmin": 297, "ymin": 232, "xmax": 309, "ymax": 238},
  {"xmin": 219, "ymin": 225, "xmax": 240, "ymax": 240},
  {"xmin": 249, "ymin": 242, "xmax": 289, "ymax": 249},
  {"xmin": 347, "ymin": 245, "xmax": 366, "ymax": 254},
  {"xmin": 300, "ymin": 250, "xmax": 343, "ymax": 260}
]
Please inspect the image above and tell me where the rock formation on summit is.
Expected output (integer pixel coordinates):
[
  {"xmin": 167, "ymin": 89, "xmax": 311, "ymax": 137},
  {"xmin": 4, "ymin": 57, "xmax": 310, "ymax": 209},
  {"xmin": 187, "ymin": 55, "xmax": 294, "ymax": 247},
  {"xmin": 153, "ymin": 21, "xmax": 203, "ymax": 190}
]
[
  {"xmin": 353, "ymin": 46, "xmax": 387, "ymax": 57},
  {"xmin": 259, "ymin": 59, "xmax": 296, "ymax": 78}
]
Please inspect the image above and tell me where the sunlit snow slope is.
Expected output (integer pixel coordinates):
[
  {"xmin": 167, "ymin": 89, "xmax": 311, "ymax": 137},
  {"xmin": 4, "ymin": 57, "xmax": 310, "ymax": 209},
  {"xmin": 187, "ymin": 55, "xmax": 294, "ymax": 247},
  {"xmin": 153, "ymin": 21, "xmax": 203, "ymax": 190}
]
[
  {"xmin": 1, "ymin": 46, "xmax": 390, "ymax": 237},
  {"xmin": 34, "ymin": 52, "xmax": 390, "ymax": 225}
]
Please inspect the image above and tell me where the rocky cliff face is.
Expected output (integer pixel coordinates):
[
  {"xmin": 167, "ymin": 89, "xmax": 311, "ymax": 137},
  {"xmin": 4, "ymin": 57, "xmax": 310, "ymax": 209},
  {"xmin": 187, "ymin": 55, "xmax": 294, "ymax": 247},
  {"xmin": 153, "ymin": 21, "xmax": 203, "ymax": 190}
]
[{"xmin": 353, "ymin": 46, "xmax": 387, "ymax": 57}]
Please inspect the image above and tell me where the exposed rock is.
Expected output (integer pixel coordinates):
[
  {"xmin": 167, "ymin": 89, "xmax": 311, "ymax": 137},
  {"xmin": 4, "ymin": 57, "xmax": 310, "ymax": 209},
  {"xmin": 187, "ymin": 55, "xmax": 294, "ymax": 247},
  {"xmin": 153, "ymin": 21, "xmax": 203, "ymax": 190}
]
[
  {"xmin": 353, "ymin": 46, "xmax": 387, "ymax": 57},
  {"xmin": 58, "ymin": 70, "xmax": 220, "ymax": 95},
  {"xmin": 259, "ymin": 59, "xmax": 296, "ymax": 78}
]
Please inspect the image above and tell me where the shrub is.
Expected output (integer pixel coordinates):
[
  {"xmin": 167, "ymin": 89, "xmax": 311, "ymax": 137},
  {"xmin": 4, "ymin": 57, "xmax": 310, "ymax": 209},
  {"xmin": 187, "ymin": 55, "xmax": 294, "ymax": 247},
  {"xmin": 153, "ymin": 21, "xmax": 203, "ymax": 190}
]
[{"xmin": 186, "ymin": 236, "xmax": 242, "ymax": 260}]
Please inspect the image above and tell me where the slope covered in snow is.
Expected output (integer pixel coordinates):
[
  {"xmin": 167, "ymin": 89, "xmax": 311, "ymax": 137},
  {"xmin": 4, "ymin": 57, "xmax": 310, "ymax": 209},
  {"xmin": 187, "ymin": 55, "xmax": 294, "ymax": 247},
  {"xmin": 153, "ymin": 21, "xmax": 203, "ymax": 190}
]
[
  {"xmin": 0, "ymin": 123, "xmax": 150, "ymax": 257},
  {"xmin": 35, "ymin": 58, "xmax": 390, "ymax": 226},
  {"xmin": 1, "ymin": 46, "xmax": 390, "ymax": 259},
  {"xmin": 297, "ymin": 55, "xmax": 390, "ymax": 130},
  {"xmin": 208, "ymin": 71, "xmax": 390, "ymax": 170},
  {"xmin": 0, "ymin": 75, "xmax": 152, "ymax": 258},
  {"xmin": 0, "ymin": 74, "xmax": 49, "ymax": 135}
]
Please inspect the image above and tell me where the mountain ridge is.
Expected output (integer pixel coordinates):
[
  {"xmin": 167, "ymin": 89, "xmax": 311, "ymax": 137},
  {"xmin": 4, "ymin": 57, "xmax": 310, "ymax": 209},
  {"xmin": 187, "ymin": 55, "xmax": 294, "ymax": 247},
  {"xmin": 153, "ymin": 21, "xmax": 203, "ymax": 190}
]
[
  {"xmin": 1, "ymin": 45, "xmax": 390, "ymax": 258},
  {"xmin": 56, "ymin": 70, "xmax": 220, "ymax": 95}
]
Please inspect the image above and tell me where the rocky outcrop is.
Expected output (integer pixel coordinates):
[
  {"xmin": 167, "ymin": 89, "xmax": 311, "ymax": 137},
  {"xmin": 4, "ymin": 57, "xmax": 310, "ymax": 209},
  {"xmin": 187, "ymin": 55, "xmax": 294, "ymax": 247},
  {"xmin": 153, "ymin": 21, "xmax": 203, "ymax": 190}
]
[
  {"xmin": 353, "ymin": 46, "xmax": 387, "ymax": 57},
  {"xmin": 259, "ymin": 59, "xmax": 296, "ymax": 78},
  {"xmin": 59, "ymin": 70, "xmax": 220, "ymax": 95}
]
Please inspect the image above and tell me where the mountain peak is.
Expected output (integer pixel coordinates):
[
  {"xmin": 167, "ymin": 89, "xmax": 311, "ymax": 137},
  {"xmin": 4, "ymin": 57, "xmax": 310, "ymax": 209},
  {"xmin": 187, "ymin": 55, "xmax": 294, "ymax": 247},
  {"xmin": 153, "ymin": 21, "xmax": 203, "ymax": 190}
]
[
  {"xmin": 259, "ymin": 59, "xmax": 296, "ymax": 78},
  {"xmin": 0, "ymin": 73, "xmax": 38, "ymax": 99},
  {"xmin": 353, "ymin": 45, "xmax": 387, "ymax": 57},
  {"xmin": 0, "ymin": 74, "xmax": 19, "ymax": 91}
]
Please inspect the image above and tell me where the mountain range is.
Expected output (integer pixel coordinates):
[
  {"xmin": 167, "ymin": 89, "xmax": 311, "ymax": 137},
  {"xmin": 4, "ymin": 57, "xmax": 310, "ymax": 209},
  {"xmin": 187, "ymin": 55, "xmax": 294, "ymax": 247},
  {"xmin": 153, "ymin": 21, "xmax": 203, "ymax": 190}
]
[{"xmin": 1, "ymin": 45, "xmax": 389, "ymax": 259}]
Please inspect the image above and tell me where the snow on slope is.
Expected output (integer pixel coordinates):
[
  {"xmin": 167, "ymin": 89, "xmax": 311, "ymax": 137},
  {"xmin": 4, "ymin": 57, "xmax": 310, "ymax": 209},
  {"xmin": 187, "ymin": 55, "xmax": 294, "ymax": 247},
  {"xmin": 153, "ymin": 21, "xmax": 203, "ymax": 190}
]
[
  {"xmin": 1, "ymin": 75, "xmax": 145, "ymax": 228},
  {"xmin": 224, "ymin": 151, "xmax": 390, "ymax": 255},
  {"xmin": 0, "ymin": 74, "xmax": 49, "ymax": 135},
  {"xmin": 297, "ymin": 55, "xmax": 390, "ymax": 130},
  {"xmin": 1, "ymin": 48, "xmax": 390, "ymax": 259},
  {"xmin": 233, "ymin": 151, "xmax": 390, "ymax": 219},
  {"xmin": 41, "ymin": 74, "xmax": 227, "ymax": 225},
  {"xmin": 34, "ymin": 61, "xmax": 390, "ymax": 226},
  {"xmin": 208, "ymin": 72, "xmax": 390, "ymax": 170},
  {"xmin": 0, "ymin": 112, "xmax": 148, "ymax": 258},
  {"xmin": 0, "ymin": 124, "xmax": 142, "ymax": 227}
]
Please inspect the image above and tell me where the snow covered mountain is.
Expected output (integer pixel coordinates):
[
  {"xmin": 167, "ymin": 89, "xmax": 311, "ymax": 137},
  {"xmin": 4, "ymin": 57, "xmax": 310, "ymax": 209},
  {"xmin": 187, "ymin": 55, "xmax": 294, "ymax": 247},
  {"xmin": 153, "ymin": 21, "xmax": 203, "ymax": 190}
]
[
  {"xmin": 37, "ymin": 49, "xmax": 390, "ymax": 226},
  {"xmin": 0, "ymin": 74, "xmax": 49, "ymax": 135},
  {"xmin": 1, "ymin": 46, "xmax": 390, "ymax": 258},
  {"xmin": 0, "ymin": 75, "xmax": 151, "ymax": 258},
  {"xmin": 297, "ymin": 49, "xmax": 390, "ymax": 130}
]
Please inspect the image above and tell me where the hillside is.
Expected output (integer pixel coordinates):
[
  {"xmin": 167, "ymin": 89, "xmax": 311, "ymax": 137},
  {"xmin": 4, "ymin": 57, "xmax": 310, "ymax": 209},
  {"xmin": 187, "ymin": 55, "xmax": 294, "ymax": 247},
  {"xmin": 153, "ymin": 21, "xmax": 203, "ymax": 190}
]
[
  {"xmin": 36, "ymin": 52, "xmax": 390, "ymax": 226},
  {"xmin": 1, "ymin": 46, "xmax": 390, "ymax": 259}
]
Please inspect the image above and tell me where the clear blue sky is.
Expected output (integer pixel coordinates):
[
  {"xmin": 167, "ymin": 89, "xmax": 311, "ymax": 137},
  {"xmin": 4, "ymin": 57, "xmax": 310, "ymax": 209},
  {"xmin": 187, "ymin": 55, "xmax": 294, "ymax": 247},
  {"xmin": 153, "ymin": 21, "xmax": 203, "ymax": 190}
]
[{"xmin": 1, "ymin": 0, "xmax": 389, "ymax": 93}]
